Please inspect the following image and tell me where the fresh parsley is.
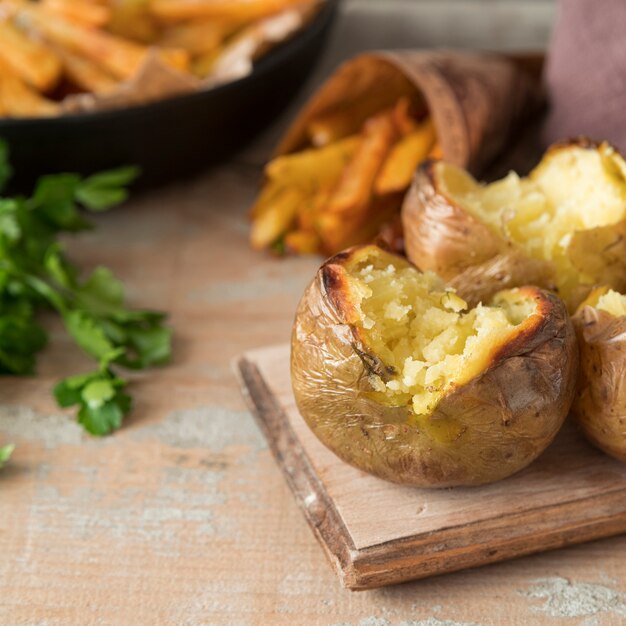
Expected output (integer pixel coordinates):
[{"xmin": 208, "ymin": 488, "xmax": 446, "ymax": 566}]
[
  {"xmin": 0, "ymin": 443, "xmax": 14, "ymax": 468},
  {"xmin": 0, "ymin": 139, "xmax": 171, "ymax": 437}
]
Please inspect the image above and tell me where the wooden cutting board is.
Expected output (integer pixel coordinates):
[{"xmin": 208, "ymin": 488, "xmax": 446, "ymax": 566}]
[{"xmin": 237, "ymin": 344, "xmax": 626, "ymax": 590}]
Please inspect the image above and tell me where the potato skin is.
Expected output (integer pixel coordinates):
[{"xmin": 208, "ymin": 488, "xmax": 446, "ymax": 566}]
[
  {"xmin": 291, "ymin": 246, "xmax": 578, "ymax": 487},
  {"xmin": 572, "ymin": 307, "xmax": 626, "ymax": 461},
  {"xmin": 402, "ymin": 161, "xmax": 554, "ymax": 308}
]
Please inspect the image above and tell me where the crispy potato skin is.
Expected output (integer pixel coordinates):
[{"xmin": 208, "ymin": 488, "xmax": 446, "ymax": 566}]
[
  {"xmin": 291, "ymin": 246, "xmax": 578, "ymax": 487},
  {"xmin": 402, "ymin": 161, "xmax": 554, "ymax": 308},
  {"xmin": 572, "ymin": 307, "xmax": 626, "ymax": 461}
]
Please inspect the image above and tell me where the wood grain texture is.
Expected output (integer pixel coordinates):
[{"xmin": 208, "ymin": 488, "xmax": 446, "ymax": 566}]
[
  {"xmin": 239, "ymin": 345, "xmax": 626, "ymax": 589},
  {"xmin": 7, "ymin": 2, "xmax": 626, "ymax": 626}
]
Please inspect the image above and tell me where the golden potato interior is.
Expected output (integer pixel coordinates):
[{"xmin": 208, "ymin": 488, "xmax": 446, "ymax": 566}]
[
  {"xmin": 342, "ymin": 250, "xmax": 538, "ymax": 420},
  {"xmin": 583, "ymin": 287, "xmax": 626, "ymax": 316},
  {"xmin": 437, "ymin": 143, "xmax": 626, "ymax": 303}
]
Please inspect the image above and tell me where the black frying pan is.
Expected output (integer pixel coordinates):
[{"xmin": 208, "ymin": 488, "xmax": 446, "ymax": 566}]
[{"xmin": 0, "ymin": 0, "xmax": 339, "ymax": 190}]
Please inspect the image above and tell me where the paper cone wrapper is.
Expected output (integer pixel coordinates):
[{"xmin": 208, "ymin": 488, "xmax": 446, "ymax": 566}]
[{"xmin": 277, "ymin": 50, "xmax": 542, "ymax": 175}]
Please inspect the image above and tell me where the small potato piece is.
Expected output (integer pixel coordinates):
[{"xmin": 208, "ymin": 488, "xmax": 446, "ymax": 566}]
[
  {"xmin": 573, "ymin": 288, "xmax": 626, "ymax": 462},
  {"xmin": 0, "ymin": 19, "xmax": 61, "ymax": 91},
  {"xmin": 402, "ymin": 139, "xmax": 626, "ymax": 311},
  {"xmin": 291, "ymin": 245, "xmax": 577, "ymax": 487}
]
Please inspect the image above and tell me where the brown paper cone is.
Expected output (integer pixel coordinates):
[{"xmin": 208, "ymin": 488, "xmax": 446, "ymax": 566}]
[{"xmin": 277, "ymin": 50, "xmax": 542, "ymax": 175}]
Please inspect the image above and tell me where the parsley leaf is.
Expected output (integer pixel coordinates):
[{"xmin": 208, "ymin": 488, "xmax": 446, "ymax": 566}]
[
  {"xmin": 54, "ymin": 368, "xmax": 132, "ymax": 436},
  {"xmin": 0, "ymin": 443, "xmax": 14, "ymax": 468},
  {"xmin": 75, "ymin": 166, "xmax": 140, "ymax": 211},
  {"xmin": 0, "ymin": 141, "xmax": 169, "ymax": 437}
]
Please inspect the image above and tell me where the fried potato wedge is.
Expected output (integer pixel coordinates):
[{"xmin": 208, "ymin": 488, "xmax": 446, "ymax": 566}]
[
  {"xmin": 572, "ymin": 288, "xmax": 626, "ymax": 462},
  {"xmin": 326, "ymin": 111, "xmax": 398, "ymax": 215},
  {"xmin": 0, "ymin": 57, "xmax": 59, "ymax": 116},
  {"xmin": 402, "ymin": 139, "xmax": 626, "ymax": 310},
  {"xmin": 375, "ymin": 117, "xmax": 435, "ymax": 195},
  {"xmin": 291, "ymin": 245, "xmax": 577, "ymax": 486},
  {"xmin": 0, "ymin": 19, "xmax": 61, "ymax": 91},
  {"xmin": 15, "ymin": 4, "xmax": 189, "ymax": 79}
]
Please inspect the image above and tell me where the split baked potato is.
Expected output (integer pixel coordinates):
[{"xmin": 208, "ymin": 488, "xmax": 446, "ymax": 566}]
[
  {"xmin": 291, "ymin": 245, "xmax": 577, "ymax": 487},
  {"xmin": 572, "ymin": 287, "xmax": 626, "ymax": 461},
  {"xmin": 402, "ymin": 139, "xmax": 626, "ymax": 311}
]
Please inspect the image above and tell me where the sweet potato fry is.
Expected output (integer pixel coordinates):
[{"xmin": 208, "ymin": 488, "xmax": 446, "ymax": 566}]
[
  {"xmin": 149, "ymin": 0, "xmax": 299, "ymax": 23},
  {"xmin": 326, "ymin": 111, "xmax": 398, "ymax": 214},
  {"xmin": 15, "ymin": 4, "xmax": 188, "ymax": 80},
  {"xmin": 0, "ymin": 57, "xmax": 59, "ymax": 117},
  {"xmin": 249, "ymin": 188, "xmax": 302, "ymax": 250},
  {"xmin": 41, "ymin": 0, "xmax": 111, "ymax": 27},
  {"xmin": 375, "ymin": 117, "xmax": 435, "ymax": 194},
  {"xmin": 53, "ymin": 45, "xmax": 118, "ymax": 94},
  {"xmin": 0, "ymin": 19, "xmax": 61, "ymax": 91}
]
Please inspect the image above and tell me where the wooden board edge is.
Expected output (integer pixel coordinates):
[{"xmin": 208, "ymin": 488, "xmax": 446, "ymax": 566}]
[
  {"xmin": 349, "ymin": 489, "xmax": 626, "ymax": 589},
  {"xmin": 235, "ymin": 355, "xmax": 362, "ymax": 589}
]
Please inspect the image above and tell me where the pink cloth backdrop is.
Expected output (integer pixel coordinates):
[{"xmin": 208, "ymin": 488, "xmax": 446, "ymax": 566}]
[{"xmin": 544, "ymin": 0, "xmax": 626, "ymax": 152}]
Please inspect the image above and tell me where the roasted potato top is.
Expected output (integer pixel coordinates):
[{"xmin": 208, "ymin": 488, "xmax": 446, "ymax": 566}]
[
  {"xmin": 403, "ymin": 140, "xmax": 626, "ymax": 311},
  {"xmin": 291, "ymin": 245, "xmax": 577, "ymax": 486}
]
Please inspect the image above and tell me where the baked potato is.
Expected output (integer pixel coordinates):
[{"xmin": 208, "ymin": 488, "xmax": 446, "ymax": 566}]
[
  {"xmin": 572, "ymin": 287, "xmax": 626, "ymax": 461},
  {"xmin": 291, "ymin": 245, "xmax": 577, "ymax": 487},
  {"xmin": 402, "ymin": 139, "xmax": 626, "ymax": 311}
]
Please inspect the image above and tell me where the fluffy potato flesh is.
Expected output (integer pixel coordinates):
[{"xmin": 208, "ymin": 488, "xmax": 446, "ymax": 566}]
[
  {"xmin": 589, "ymin": 288, "xmax": 626, "ymax": 317},
  {"xmin": 347, "ymin": 257, "xmax": 536, "ymax": 424},
  {"xmin": 291, "ymin": 245, "xmax": 577, "ymax": 486},
  {"xmin": 438, "ymin": 143, "xmax": 626, "ymax": 304}
]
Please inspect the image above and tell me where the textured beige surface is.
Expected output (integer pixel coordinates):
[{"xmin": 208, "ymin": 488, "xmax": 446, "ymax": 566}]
[{"xmin": 5, "ymin": 2, "xmax": 626, "ymax": 626}]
